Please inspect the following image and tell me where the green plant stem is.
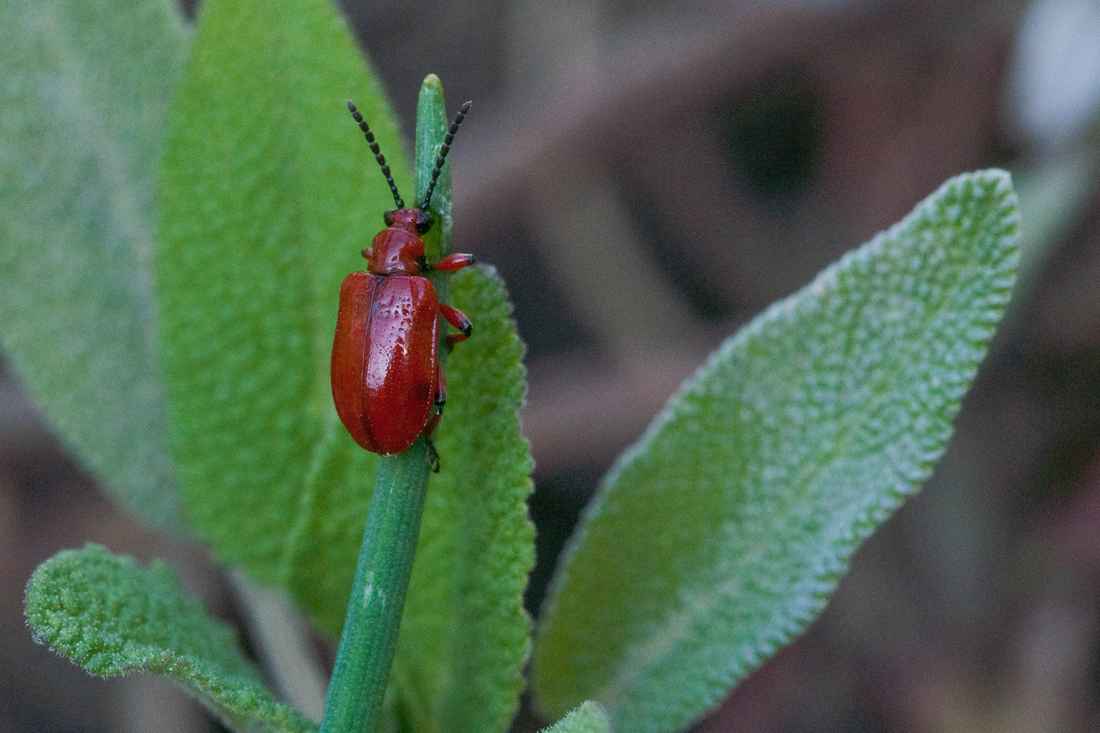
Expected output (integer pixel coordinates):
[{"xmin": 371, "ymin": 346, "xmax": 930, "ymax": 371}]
[{"xmin": 318, "ymin": 438, "xmax": 431, "ymax": 733}]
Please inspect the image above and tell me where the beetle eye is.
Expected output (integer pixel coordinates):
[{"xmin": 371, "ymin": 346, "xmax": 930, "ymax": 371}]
[
  {"xmin": 415, "ymin": 210, "xmax": 434, "ymax": 235},
  {"xmin": 383, "ymin": 210, "xmax": 396, "ymax": 227}
]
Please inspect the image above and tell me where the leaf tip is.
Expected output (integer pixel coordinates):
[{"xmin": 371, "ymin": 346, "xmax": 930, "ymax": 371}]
[
  {"xmin": 422, "ymin": 73, "xmax": 443, "ymax": 91},
  {"xmin": 541, "ymin": 700, "xmax": 613, "ymax": 733}
]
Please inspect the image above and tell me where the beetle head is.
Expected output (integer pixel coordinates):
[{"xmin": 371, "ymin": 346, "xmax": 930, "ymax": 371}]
[{"xmin": 385, "ymin": 207, "xmax": 433, "ymax": 235}]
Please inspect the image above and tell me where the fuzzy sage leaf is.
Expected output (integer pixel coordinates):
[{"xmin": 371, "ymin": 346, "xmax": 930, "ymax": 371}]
[
  {"xmin": 397, "ymin": 74, "xmax": 536, "ymax": 733},
  {"xmin": 157, "ymin": 0, "xmax": 406, "ymax": 582},
  {"xmin": 25, "ymin": 545, "xmax": 314, "ymax": 733},
  {"xmin": 534, "ymin": 170, "xmax": 1020, "ymax": 732},
  {"xmin": 391, "ymin": 266, "xmax": 535, "ymax": 733},
  {"xmin": 0, "ymin": 0, "xmax": 187, "ymax": 530},
  {"xmin": 541, "ymin": 702, "xmax": 613, "ymax": 733}
]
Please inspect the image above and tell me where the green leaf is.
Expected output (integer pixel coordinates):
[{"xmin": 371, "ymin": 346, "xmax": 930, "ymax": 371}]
[
  {"xmin": 156, "ymin": 0, "xmax": 407, "ymax": 581},
  {"xmin": 279, "ymin": 425, "xmax": 378, "ymax": 635},
  {"xmin": 541, "ymin": 702, "xmax": 612, "ymax": 733},
  {"xmin": 414, "ymin": 74, "xmax": 454, "ymax": 266},
  {"xmin": 534, "ymin": 170, "xmax": 1019, "ymax": 732},
  {"xmin": 0, "ymin": 0, "xmax": 188, "ymax": 530},
  {"xmin": 391, "ymin": 266, "xmax": 535, "ymax": 733},
  {"xmin": 25, "ymin": 544, "xmax": 314, "ymax": 733}
]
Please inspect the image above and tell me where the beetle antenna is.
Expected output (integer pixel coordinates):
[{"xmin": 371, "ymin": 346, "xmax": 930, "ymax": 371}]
[
  {"xmin": 420, "ymin": 101, "xmax": 471, "ymax": 211},
  {"xmin": 347, "ymin": 100, "xmax": 404, "ymax": 209}
]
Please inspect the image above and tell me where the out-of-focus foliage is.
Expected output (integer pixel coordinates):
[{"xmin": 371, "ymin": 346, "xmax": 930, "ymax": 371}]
[{"xmin": 0, "ymin": 0, "xmax": 187, "ymax": 530}]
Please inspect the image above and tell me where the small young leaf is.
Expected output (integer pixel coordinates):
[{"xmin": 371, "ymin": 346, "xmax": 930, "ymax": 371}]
[
  {"xmin": 534, "ymin": 171, "xmax": 1019, "ymax": 732},
  {"xmin": 25, "ymin": 544, "xmax": 314, "ymax": 733},
  {"xmin": 0, "ymin": 0, "xmax": 188, "ymax": 530},
  {"xmin": 414, "ymin": 73, "xmax": 455, "ymax": 266},
  {"xmin": 541, "ymin": 702, "xmax": 613, "ymax": 733},
  {"xmin": 157, "ymin": 0, "xmax": 408, "ymax": 582}
]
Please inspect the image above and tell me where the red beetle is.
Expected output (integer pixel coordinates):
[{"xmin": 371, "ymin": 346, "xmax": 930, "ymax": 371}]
[{"xmin": 331, "ymin": 100, "xmax": 475, "ymax": 469}]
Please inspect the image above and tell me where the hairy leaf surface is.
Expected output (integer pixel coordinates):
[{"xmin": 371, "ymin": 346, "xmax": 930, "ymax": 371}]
[
  {"xmin": 534, "ymin": 171, "xmax": 1020, "ymax": 732},
  {"xmin": 157, "ymin": 0, "xmax": 406, "ymax": 580},
  {"xmin": 25, "ymin": 545, "xmax": 314, "ymax": 733},
  {"xmin": 0, "ymin": 0, "xmax": 187, "ymax": 529},
  {"xmin": 391, "ymin": 266, "xmax": 535, "ymax": 733},
  {"xmin": 541, "ymin": 702, "xmax": 612, "ymax": 733}
]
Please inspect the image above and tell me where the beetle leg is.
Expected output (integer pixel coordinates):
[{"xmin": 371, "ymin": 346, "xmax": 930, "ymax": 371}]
[
  {"xmin": 424, "ymin": 364, "xmax": 444, "ymax": 473},
  {"xmin": 361, "ymin": 247, "xmax": 373, "ymax": 260},
  {"xmin": 424, "ymin": 363, "xmax": 446, "ymax": 436},
  {"xmin": 434, "ymin": 379, "xmax": 447, "ymax": 410},
  {"xmin": 441, "ymin": 304, "xmax": 472, "ymax": 347},
  {"xmin": 433, "ymin": 253, "xmax": 476, "ymax": 272}
]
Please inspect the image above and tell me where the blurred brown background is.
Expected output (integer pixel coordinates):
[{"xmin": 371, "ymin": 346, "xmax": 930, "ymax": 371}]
[{"xmin": 5, "ymin": 0, "xmax": 1100, "ymax": 730}]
